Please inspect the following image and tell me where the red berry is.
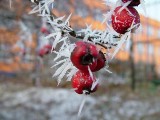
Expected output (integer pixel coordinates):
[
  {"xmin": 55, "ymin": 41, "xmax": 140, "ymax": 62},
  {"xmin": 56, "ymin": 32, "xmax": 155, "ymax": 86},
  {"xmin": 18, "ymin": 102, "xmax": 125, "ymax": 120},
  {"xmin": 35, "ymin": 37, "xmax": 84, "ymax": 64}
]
[
  {"xmin": 38, "ymin": 48, "xmax": 46, "ymax": 57},
  {"xmin": 122, "ymin": 0, "xmax": 140, "ymax": 6},
  {"xmin": 92, "ymin": 51, "xmax": 106, "ymax": 72},
  {"xmin": 72, "ymin": 70, "xmax": 98, "ymax": 94},
  {"xmin": 44, "ymin": 44, "xmax": 52, "ymax": 54},
  {"xmin": 71, "ymin": 41, "xmax": 98, "ymax": 72},
  {"xmin": 111, "ymin": 6, "xmax": 140, "ymax": 34},
  {"xmin": 44, "ymin": 44, "xmax": 52, "ymax": 49},
  {"xmin": 41, "ymin": 27, "xmax": 50, "ymax": 34},
  {"xmin": 38, "ymin": 44, "xmax": 52, "ymax": 57}
]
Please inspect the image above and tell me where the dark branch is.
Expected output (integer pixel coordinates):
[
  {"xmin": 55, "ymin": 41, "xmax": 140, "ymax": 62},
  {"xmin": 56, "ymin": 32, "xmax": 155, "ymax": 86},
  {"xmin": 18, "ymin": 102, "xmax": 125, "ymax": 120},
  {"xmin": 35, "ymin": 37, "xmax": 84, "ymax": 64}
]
[{"xmin": 31, "ymin": 0, "xmax": 119, "ymax": 49}]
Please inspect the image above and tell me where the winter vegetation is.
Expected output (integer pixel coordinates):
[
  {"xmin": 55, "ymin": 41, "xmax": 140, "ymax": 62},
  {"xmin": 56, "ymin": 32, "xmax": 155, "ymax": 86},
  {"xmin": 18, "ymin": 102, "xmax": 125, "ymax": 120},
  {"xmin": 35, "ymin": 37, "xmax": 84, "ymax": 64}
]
[{"xmin": 1, "ymin": 0, "xmax": 160, "ymax": 120}]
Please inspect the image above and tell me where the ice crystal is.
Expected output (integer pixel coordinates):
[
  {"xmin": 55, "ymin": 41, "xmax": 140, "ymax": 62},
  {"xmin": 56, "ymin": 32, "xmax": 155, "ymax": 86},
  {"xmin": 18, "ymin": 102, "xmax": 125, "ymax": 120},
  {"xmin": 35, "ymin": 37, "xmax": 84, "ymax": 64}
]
[{"xmin": 78, "ymin": 95, "xmax": 87, "ymax": 117}]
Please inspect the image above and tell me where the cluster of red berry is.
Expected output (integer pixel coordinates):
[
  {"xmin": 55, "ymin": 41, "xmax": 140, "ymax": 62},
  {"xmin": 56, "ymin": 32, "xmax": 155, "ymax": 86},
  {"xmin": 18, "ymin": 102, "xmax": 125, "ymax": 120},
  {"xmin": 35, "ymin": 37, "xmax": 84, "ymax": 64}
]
[
  {"xmin": 111, "ymin": 0, "xmax": 141, "ymax": 34},
  {"xmin": 71, "ymin": 41, "xmax": 106, "ymax": 94},
  {"xmin": 71, "ymin": 0, "xmax": 142, "ymax": 95}
]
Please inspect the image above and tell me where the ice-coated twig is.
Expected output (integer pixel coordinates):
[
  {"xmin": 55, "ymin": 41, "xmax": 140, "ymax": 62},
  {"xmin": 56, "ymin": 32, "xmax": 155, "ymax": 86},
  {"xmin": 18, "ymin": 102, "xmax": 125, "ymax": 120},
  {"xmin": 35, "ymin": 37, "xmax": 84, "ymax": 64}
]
[{"xmin": 30, "ymin": 0, "xmax": 120, "ymax": 49}]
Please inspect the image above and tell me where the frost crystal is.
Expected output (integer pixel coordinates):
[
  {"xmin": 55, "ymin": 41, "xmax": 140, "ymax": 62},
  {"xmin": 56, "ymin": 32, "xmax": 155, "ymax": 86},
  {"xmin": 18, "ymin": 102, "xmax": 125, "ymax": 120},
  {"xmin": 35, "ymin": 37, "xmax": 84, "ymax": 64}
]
[{"xmin": 78, "ymin": 95, "xmax": 87, "ymax": 117}]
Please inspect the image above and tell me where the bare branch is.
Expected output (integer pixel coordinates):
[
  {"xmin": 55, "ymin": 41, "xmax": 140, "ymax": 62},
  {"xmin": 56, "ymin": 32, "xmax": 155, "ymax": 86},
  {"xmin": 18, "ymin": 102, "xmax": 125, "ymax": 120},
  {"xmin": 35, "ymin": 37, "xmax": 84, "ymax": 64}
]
[{"xmin": 30, "ymin": 0, "xmax": 119, "ymax": 49}]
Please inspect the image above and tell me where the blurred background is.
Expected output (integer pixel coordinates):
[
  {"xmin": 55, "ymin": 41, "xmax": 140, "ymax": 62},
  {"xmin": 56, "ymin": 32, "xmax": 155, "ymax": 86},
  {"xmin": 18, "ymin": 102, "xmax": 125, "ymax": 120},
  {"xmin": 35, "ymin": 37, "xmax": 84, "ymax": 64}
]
[{"xmin": 0, "ymin": 0, "xmax": 160, "ymax": 120}]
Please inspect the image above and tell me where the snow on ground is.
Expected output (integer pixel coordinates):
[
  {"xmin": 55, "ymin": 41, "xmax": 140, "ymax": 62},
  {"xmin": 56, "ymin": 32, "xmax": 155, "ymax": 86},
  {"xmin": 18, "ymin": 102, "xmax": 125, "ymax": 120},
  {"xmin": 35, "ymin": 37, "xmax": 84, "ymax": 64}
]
[{"xmin": 0, "ymin": 86, "xmax": 160, "ymax": 120}]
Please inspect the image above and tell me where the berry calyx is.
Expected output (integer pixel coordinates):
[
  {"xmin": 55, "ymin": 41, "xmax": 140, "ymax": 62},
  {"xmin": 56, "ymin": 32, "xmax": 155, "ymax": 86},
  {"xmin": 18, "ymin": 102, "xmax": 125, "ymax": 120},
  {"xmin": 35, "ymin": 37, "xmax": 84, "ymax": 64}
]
[
  {"xmin": 111, "ymin": 6, "xmax": 140, "ymax": 34},
  {"xmin": 72, "ymin": 70, "xmax": 98, "ymax": 94}
]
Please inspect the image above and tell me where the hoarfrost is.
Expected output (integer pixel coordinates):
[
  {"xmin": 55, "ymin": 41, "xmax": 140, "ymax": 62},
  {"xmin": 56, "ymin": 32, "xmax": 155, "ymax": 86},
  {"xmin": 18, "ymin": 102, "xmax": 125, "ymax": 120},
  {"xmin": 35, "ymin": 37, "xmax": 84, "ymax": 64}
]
[
  {"xmin": 91, "ymin": 79, "xmax": 99, "ymax": 91},
  {"xmin": 78, "ymin": 95, "xmax": 87, "ymax": 117},
  {"xmin": 28, "ymin": 0, "xmax": 141, "ymax": 87}
]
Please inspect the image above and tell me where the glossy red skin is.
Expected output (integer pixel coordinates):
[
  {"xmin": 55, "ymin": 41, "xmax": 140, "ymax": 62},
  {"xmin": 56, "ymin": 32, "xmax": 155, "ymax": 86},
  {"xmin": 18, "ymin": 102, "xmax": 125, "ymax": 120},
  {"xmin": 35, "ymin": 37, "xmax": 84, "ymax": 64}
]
[
  {"xmin": 122, "ymin": 0, "xmax": 140, "ymax": 6},
  {"xmin": 71, "ymin": 41, "xmax": 98, "ymax": 72},
  {"xmin": 92, "ymin": 51, "xmax": 106, "ymax": 72},
  {"xmin": 72, "ymin": 70, "xmax": 98, "ymax": 94},
  {"xmin": 112, "ymin": 6, "xmax": 140, "ymax": 34}
]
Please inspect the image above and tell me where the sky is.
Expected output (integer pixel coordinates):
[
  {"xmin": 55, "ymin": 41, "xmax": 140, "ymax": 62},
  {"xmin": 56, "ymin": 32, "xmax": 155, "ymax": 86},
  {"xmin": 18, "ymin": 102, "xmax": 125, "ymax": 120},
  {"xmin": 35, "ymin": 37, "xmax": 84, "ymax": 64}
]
[{"xmin": 138, "ymin": 0, "xmax": 160, "ymax": 22}]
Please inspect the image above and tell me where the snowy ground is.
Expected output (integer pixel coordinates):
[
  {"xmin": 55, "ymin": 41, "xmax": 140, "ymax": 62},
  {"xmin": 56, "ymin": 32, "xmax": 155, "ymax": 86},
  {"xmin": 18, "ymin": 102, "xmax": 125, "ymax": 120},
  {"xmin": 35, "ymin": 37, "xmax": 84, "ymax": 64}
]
[{"xmin": 0, "ymin": 83, "xmax": 160, "ymax": 120}]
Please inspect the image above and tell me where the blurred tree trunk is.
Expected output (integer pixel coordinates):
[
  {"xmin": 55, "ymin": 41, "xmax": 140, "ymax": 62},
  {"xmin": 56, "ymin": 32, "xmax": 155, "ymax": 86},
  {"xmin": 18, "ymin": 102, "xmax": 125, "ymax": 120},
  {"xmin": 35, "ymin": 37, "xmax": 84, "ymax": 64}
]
[{"xmin": 130, "ymin": 34, "xmax": 136, "ymax": 91}]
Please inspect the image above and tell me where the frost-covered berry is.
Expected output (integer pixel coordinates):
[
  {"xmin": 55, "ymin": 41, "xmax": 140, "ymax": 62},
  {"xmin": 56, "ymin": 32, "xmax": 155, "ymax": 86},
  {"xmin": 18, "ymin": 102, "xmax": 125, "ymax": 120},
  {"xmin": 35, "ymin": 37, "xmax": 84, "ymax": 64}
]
[
  {"xmin": 70, "ymin": 41, "xmax": 98, "ymax": 72},
  {"xmin": 111, "ymin": 6, "xmax": 140, "ymax": 34},
  {"xmin": 72, "ymin": 70, "xmax": 98, "ymax": 94}
]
